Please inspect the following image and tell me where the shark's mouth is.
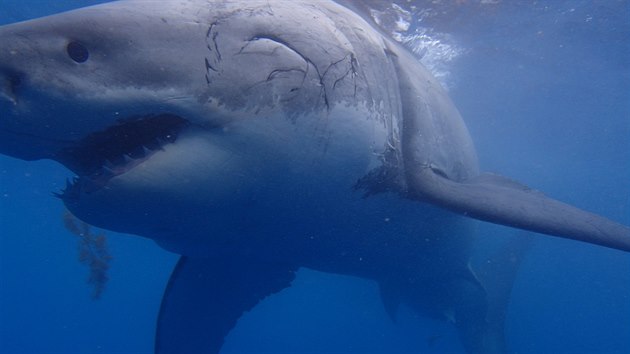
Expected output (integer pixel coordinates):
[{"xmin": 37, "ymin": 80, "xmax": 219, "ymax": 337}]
[{"xmin": 55, "ymin": 114, "xmax": 189, "ymax": 198}]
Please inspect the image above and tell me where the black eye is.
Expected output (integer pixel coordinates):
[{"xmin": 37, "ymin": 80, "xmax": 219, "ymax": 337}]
[{"xmin": 67, "ymin": 41, "xmax": 89, "ymax": 63}]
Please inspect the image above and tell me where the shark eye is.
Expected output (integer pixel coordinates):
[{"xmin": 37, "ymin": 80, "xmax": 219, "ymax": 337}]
[{"xmin": 67, "ymin": 41, "xmax": 89, "ymax": 63}]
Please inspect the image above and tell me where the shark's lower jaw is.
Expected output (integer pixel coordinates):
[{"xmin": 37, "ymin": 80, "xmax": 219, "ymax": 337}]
[{"xmin": 54, "ymin": 113, "xmax": 190, "ymax": 199}]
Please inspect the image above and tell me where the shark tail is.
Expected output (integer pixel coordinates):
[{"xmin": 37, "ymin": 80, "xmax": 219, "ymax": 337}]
[
  {"xmin": 378, "ymin": 232, "xmax": 533, "ymax": 354},
  {"xmin": 467, "ymin": 232, "xmax": 534, "ymax": 354}
]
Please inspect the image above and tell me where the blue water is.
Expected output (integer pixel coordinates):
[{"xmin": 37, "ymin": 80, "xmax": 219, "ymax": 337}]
[{"xmin": 1, "ymin": 1, "xmax": 628, "ymax": 353}]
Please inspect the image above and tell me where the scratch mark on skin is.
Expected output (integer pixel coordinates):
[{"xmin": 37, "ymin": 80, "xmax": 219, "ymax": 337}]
[
  {"xmin": 329, "ymin": 53, "xmax": 358, "ymax": 100},
  {"xmin": 206, "ymin": 23, "xmax": 222, "ymax": 61},
  {"xmin": 266, "ymin": 68, "xmax": 306, "ymax": 82},
  {"xmin": 205, "ymin": 58, "xmax": 218, "ymax": 72},
  {"xmin": 246, "ymin": 35, "xmax": 330, "ymax": 111},
  {"xmin": 245, "ymin": 68, "xmax": 306, "ymax": 93},
  {"xmin": 264, "ymin": 0, "xmax": 274, "ymax": 15},
  {"xmin": 204, "ymin": 22, "xmax": 222, "ymax": 84}
]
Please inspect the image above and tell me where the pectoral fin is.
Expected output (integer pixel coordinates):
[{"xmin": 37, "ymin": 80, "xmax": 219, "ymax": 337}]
[
  {"xmin": 155, "ymin": 256, "xmax": 296, "ymax": 354},
  {"xmin": 407, "ymin": 167, "xmax": 630, "ymax": 252}
]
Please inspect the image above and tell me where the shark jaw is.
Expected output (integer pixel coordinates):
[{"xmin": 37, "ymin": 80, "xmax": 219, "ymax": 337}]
[
  {"xmin": 54, "ymin": 113, "xmax": 191, "ymax": 199},
  {"xmin": 45, "ymin": 102, "xmax": 393, "ymax": 257}
]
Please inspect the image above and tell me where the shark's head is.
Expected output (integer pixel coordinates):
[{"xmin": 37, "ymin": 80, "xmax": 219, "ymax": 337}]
[
  {"xmin": 0, "ymin": 1, "xmax": 213, "ymax": 156},
  {"xmin": 0, "ymin": 0, "xmax": 400, "ymax": 253}
]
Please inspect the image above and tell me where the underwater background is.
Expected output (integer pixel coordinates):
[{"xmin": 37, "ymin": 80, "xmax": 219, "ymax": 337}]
[{"xmin": 0, "ymin": 1, "xmax": 628, "ymax": 353}]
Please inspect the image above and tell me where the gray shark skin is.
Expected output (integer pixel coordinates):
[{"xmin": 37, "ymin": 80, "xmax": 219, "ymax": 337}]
[{"xmin": 0, "ymin": 1, "xmax": 628, "ymax": 353}]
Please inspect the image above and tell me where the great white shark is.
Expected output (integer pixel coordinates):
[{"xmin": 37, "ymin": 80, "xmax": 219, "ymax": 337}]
[{"xmin": 0, "ymin": 0, "xmax": 628, "ymax": 353}]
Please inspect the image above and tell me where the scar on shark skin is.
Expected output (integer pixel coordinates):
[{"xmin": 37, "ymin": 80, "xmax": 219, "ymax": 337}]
[{"xmin": 62, "ymin": 210, "xmax": 112, "ymax": 299}]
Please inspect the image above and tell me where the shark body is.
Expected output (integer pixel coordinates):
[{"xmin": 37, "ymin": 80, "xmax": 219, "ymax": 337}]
[{"xmin": 0, "ymin": 1, "xmax": 628, "ymax": 353}]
